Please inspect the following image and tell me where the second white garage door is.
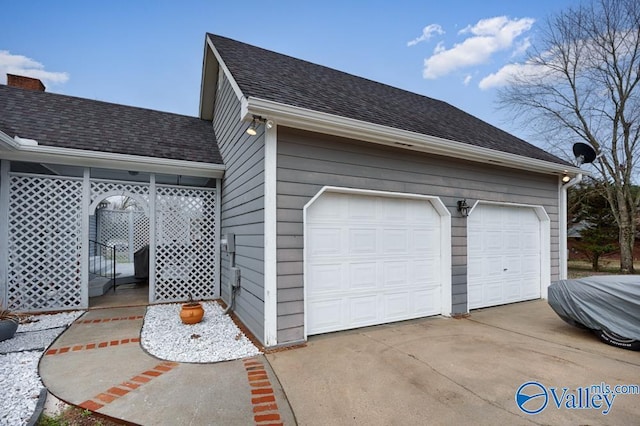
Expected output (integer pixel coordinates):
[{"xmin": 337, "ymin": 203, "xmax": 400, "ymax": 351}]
[
  {"xmin": 305, "ymin": 191, "xmax": 445, "ymax": 335},
  {"xmin": 467, "ymin": 203, "xmax": 543, "ymax": 310}
]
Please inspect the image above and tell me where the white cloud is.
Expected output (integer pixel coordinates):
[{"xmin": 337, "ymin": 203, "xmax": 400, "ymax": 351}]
[
  {"xmin": 422, "ymin": 16, "xmax": 535, "ymax": 79},
  {"xmin": 478, "ymin": 62, "xmax": 543, "ymax": 89},
  {"xmin": 407, "ymin": 24, "xmax": 445, "ymax": 47},
  {"xmin": 511, "ymin": 37, "xmax": 531, "ymax": 58},
  {"xmin": 463, "ymin": 75, "xmax": 472, "ymax": 85},
  {"xmin": 0, "ymin": 51, "xmax": 69, "ymax": 86}
]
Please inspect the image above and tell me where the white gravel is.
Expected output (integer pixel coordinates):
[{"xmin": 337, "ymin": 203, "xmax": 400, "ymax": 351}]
[
  {"xmin": 141, "ymin": 301, "xmax": 261, "ymax": 363},
  {"xmin": 1, "ymin": 302, "xmax": 260, "ymax": 425},
  {"xmin": 0, "ymin": 310, "xmax": 83, "ymax": 426}
]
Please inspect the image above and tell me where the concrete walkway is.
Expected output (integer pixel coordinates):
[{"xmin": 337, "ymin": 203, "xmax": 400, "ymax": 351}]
[{"xmin": 39, "ymin": 306, "xmax": 295, "ymax": 425}]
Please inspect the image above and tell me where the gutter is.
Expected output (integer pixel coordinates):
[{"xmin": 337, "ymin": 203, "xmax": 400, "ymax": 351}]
[
  {"xmin": 244, "ymin": 97, "xmax": 582, "ymax": 177},
  {"xmin": 559, "ymin": 173, "xmax": 583, "ymax": 279},
  {"xmin": 0, "ymin": 130, "xmax": 225, "ymax": 178}
]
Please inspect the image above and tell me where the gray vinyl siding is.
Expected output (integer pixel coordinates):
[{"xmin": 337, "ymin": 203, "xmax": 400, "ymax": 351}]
[
  {"xmin": 275, "ymin": 127, "xmax": 560, "ymax": 344},
  {"xmin": 213, "ymin": 71, "xmax": 265, "ymax": 343}
]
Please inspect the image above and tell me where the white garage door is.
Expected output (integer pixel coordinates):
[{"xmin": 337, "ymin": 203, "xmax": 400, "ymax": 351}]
[
  {"xmin": 467, "ymin": 204, "xmax": 542, "ymax": 309},
  {"xmin": 306, "ymin": 192, "xmax": 443, "ymax": 335}
]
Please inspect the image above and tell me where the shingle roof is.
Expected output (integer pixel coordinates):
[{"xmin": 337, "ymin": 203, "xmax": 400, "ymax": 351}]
[
  {"xmin": 0, "ymin": 84, "xmax": 222, "ymax": 164},
  {"xmin": 208, "ymin": 33, "xmax": 567, "ymax": 166}
]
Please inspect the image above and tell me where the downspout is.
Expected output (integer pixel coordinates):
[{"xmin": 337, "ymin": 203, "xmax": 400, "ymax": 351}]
[{"xmin": 559, "ymin": 173, "xmax": 583, "ymax": 280}]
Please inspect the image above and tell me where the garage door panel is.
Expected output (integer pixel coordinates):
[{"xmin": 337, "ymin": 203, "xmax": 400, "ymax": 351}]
[
  {"xmin": 349, "ymin": 295, "xmax": 378, "ymax": 325},
  {"xmin": 307, "ymin": 264, "xmax": 343, "ymax": 294},
  {"xmin": 382, "ymin": 261, "xmax": 409, "ymax": 287},
  {"xmin": 348, "ymin": 196, "xmax": 376, "ymax": 220},
  {"xmin": 468, "ymin": 204, "xmax": 541, "ymax": 310},
  {"xmin": 307, "ymin": 192, "xmax": 443, "ymax": 335},
  {"xmin": 308, "ymin": 227, "xmax": 342, "ymax": 256},
  {"xmin": 383, "ymin": 229, "xmax": 409, "ymax": 253},
  {"xmin": 384, "ymin": 292, "xmax": 411, "ymax": 319},
  {"xmin": 307, "ymin": 299, "xmax": 343, "ymax": 332},
  {"xmin": 349, "ymin": 262, "xmax": 377, "ymax": 290},
  {"xmin": 349, "ymin": 228, "xmax": 377, "ymax": 254}
]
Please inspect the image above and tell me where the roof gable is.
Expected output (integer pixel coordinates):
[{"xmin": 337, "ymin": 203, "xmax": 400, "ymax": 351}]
[
  {"xmin": 0, "ymin": 84, "xmax": 222, "ymax": 165},
  {"xmin": 207, "ymin": 33, "xmax": 568, "ymax": 166}
]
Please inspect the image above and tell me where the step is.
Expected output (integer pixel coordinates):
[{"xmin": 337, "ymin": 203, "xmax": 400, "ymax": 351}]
[{"xmin": 89, "ymin": 277, "xmax": 113, "ymax": 298}]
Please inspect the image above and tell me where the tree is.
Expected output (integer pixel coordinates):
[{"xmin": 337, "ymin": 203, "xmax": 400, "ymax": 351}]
[
  {"xmin": 499, "ymin": 0, "xmax": 640, "ymax": 273},
  {"xmin": 568, "ymin": 178, "xmax": 618, "ymax": 271}
]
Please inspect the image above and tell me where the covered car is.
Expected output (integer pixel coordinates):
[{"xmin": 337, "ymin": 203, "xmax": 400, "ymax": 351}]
[{"xmin": 548, "ymin": 276, "xmax": 640, "ymax": 351}]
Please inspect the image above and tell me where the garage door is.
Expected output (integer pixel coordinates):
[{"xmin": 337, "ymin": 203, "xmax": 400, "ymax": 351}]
[
  {"xmin": 306, "ymin": 191, "xmax": 443, "ymax": 335},
  {"xmin": 467, "ymin": 204, "xmax": 542, "ymax": 309}
]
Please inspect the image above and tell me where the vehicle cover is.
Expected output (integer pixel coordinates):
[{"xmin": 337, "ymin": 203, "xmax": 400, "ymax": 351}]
[{"xmin": 548, "ymin": 276, "xmax": 640, "ymax": 341}]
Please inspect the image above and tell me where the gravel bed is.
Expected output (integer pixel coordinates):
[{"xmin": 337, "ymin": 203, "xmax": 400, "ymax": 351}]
[
  {"xmin": 0, "ymin": 311, "xmax": 83, "ymax": 426},
  {"xmin": 141, "ymin": 301, "xmax": 261, "ymax": 363}
]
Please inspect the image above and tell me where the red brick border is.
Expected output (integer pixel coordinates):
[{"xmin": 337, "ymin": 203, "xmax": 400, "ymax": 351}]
[
  {"xmin": 78, "ymin": 361, "xmax": 179, "ymax": 411},
  {"xmin": 243, "ymin": 358, "xmax": 284, "ymax": 426},
  {"xmin": 75, "ymin": 315, "xmax": 143, "ymax": 324},
  {"xmin": 45, "ymin": 338, "xmax": 140, "ymax": 356}
]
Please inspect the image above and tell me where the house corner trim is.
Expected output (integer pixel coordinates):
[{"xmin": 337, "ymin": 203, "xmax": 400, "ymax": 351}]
[{"xmin": 263, "ymin": 124, "xmax": 278, "ymax": 346}]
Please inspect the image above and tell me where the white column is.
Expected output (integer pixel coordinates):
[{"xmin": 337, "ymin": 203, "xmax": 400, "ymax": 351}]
[
  {"xmin": 264, "ymin": 123, "xmax": 278, "ymax": 347},
  {"xmin": 149, "ymin": 174, "xmax": 156, "ymax": 303},
  {"xmin": 81, "ymin": 168, "xmax": 90, "ymax": 307},
  {"xmin": 215, "ymin": 178, "xmax": 221, "ymax": 299},
  {"xmin": 0, "ymin": 160, "xmax": 10, "ymax": 308}
]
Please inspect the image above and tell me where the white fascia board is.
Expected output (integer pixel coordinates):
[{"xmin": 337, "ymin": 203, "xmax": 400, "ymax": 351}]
[
  {"xmin": 0, "ymin": 144, "xmax": 225, "ymax": 178},
  {"xmin": 205, "ymin": 36, "xmax": 248, "ymax": 119},
  {"xmin": 245, "ymin": 97, "xmax": 583, "ymax": 176},
  {"xmin": 0, "ymin": 130, "xmax": 20, "ymax": 150}
]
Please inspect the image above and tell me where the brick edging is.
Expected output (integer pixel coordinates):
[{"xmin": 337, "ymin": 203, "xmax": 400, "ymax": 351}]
[
  {"xmin": 45, "ymin": 338, "xmax": 140, "ymax": 355},
  {"xmin": 75, "ymin": 315, "xmax": 144, "ymax": 324},
  {"xmin": 243, "ymin": 358, "xmax": 284, "ymax": 426},
  {"xmin": 78, "ymin": 361, "xmax": 179, "ymax": 411}
]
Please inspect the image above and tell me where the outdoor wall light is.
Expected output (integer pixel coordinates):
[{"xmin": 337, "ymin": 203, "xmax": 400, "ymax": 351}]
[
  {"xmin": 246, "ymin": 115, "xmax": 274, "ymax": 136},
  {"xmin": 246, "ymin": 116, "xmax": 259, "ymax": 136},
  {"xmin": 562, "ymin": 173, "xmax": 571, "ymax": 183},
  {"xmin": 457, "ymin": 199, "xmax": 470, "ymax": 217}
]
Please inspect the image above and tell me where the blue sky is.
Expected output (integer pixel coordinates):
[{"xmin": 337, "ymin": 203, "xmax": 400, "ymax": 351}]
[{"xmin": 0, "ymin": 0, "xmax": 583, "ymax": 145}]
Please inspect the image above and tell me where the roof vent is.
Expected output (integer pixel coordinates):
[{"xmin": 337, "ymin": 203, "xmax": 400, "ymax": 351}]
[{"xmin": 7, "ymin": 74, "xmax": 46, "ymax": 92}]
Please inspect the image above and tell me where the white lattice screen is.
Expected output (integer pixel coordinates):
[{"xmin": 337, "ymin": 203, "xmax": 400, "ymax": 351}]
[
  {"xmin": 4, "ymin": 175, "xmax": 217, "ymax": 311},
  {"xmin": 97, "ymin": 210, "xmax": 149, "ymax": 262},
  {"xmin": 154, "ymin": 185, "xmax": 217, "ymax": 302},
  {"xmin": 7, "ymin": 175, "xmax": 83, "ymax": 311}
]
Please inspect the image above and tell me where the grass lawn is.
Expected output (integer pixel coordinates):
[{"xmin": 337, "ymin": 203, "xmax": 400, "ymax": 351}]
[{"xmin": 567, "ymin": 259, "xmax": 640, "ymax": 279}]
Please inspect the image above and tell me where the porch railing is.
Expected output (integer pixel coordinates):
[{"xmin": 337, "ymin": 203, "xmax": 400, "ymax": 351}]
[{"xmin": 89, "ymin": 239, "xmax": 117, "ymax": 293}]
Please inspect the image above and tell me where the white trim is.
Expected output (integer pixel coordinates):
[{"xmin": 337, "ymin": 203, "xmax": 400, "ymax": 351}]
[
  {"xmin": 88, "ymin": 191, "xmax": 150, "ymax": 216},
  {"xmin": 81, "ymin": 168, "xmax": 90, "ymax": 308},
  {"xmin": 215, "ymin": 178, "xmax": 222, "ymax": 299},
  {"xmin": 0, "ymin": 137, "xmax": 224, "ymax": 179},
  {"xmin": 0, "ymin": 160, "xmax": 9, "ymax": 309},
  {"xmin": 149, "ymin": 174, "xmax": 156, "ymax": 303},
  {"xmin": 559, "ymin": 174, "xmax": 583, "ymax": 279},
  {"xmin": 245, "ymin": 97, "xmax": 583, "ymax": 177},
  {"xmin": 467, "ymin": 200, "xmax": 551, "ymax": 303},
  {"xmin": 263, "ymin": 123, "xmax": 278, "ymax": 346},
  {"xmin": 205, "ymin": 37, "xmax": 247, "ymax": 115},
  {"xmin": 302, "ymin": 186, "xmax": 452, "ymax": 341}
]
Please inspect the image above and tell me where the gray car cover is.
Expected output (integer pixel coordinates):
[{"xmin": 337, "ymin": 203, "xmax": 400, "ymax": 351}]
[{"xmin": 548, "ymin": 276, "xmax": 640, "ymax": 341}]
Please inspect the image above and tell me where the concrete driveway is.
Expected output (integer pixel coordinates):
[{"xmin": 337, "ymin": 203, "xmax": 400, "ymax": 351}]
[{"xmin": 267, "ymin": 300, "xmax": 640, "ymax": 425}]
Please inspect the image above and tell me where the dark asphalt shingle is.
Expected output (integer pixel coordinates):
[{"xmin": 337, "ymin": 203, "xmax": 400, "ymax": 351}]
[
  {"xmin": 208, "ymin": 33, "xmax": 568, "ymax": 166},
  {"xmin": 0, "ymin": 84, "xmax": 222, "ymax": 164}
]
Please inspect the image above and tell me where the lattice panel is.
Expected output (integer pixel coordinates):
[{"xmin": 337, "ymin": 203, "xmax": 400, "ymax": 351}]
[
  {"xmin": 90, "ymin": 180, "xmax": 149, "ymax": 203},
  {"xmin": 97, "ymin": 210, "xmax": 149, "ymax": 262},
  {"xmin": 154, "ymin": 186, "xmax": 217, "ymax": 302},
  {"xmin": 7, "ymin": 175, "xmax": 83, "ymax": 311}
]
